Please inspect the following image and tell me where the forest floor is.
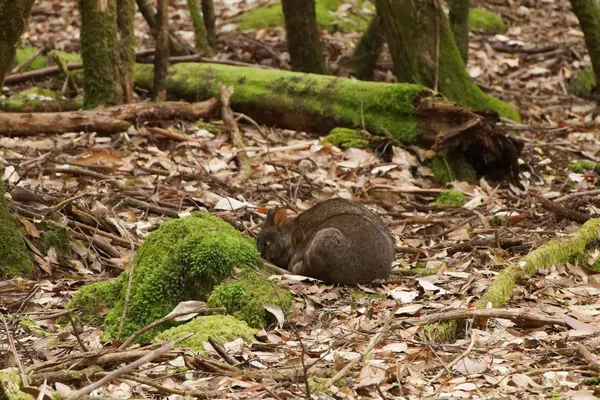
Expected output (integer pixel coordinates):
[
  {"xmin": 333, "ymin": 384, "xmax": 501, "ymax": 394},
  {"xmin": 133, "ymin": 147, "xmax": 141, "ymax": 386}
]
[{"xmin": 1, "ymin": 0, "xmax": 600, "ymax": 399}]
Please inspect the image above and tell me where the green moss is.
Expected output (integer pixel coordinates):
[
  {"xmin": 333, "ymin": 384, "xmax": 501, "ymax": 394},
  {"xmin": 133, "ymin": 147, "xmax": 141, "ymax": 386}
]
[
  {"xmin": 63, "ymin": 279, "xmax": 124, "ymax": 326},
  {"xmin": 428, "ymin": 153, "xmax": 477, "ymax": 183},
  {"xmin": 0, "ymin": 87, "xmax": 83, "ymax": 112},
  {"xmin": 99, "ymin": 212, "xmax": 260, "ymax": 342},
  {"xmin": 569, "ymin": 159, "xmax": 599, "ymax": 173},
  {"xmin": 0, "ymin": 173, "xmax": 36, "ymax": 280},
  {"xmin": 309, "ymin": 377, "xmax": 334, "ymax": 395},
  {"xmin": 19, "ymin": 318, "xmax": 48, "ymax": 336},
  {"xmin": 422, "ymin": 320, "xmax": 457, "ymax": 342},
  {"xmin": 196, "ymin": 120, "xmax": 223, "ymax": 134},
  {"xmin": 567, "ymin": 68, "xmax": 596, "ymax": 98},
  {"xmin": 347, "ymin": 288, "xmax": 387, "ymax": 300},
  {"xmin": 134, "ymin": 63, "xmax": 425, "ymax": 143},
  {"xmin": 489, "ymin": 215, "xmax": 507, "ymax": 227},
  {"xmin": 583, "ymin": 377, "xmax": 600, "ymax": 385},
  {"xmin": 155, "ymin": 315, "xmax": 256, "ymax": 352},
  {"xmin": 0, "ymin": 370, "xmax": 34, "ymax": 400},
  {"xmin": 238, "ymin": 0, "xmax": 371, "ymax": 33},
  {"xmin": 207, "ymin": 271, "xmax": 293, "ymax": 328},
  {"xmin": 324, "ymin": 127, "xmax": 369, "ymax": 149},
  {"xmin": 393, "ymin": 267, "xmax": 438, "ymax": 276},
  {"xmin": 435, "ymin": 190, "xmax": 467, "ymax": 206},
  {"xmin": 469, "ymin": 9, "xmax": 507, "ymax": 33},
  {"xmin": 39, "ymin": 223, "xmax": 72, "ymax": 259},
  {"xmin": 11, "ymin": 47, "xmax": 81, "ymax": 72}
]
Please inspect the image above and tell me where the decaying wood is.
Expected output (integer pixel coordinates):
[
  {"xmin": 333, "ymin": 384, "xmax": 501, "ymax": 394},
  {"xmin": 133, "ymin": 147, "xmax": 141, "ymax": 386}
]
[
  {"xmin": 0, "ymin": 99, "xmax": 219, "ymax": 136},
  {"xmin": 533, "ymin": 192, "xmax": 593, "ymax": 223}
]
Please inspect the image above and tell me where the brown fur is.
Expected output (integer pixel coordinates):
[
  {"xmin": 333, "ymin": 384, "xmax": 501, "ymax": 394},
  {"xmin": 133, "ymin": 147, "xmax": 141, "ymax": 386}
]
[{"xmin": 256, "ymin": 198, "xmax": 395, "ymax": 285}]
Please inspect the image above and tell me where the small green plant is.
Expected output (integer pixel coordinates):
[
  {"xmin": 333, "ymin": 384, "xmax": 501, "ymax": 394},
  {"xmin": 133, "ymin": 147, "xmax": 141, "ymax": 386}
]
[
  {"xmin": 324, "ymin": 127, "xmax": 369, "ymax": 149},
  {"xmin": 469, "ymin": 9, "xmax": 507, "ymax": 33},
  {"xmin": 435, "ymin": 189, "xmax": 467, "ymax": 206}
]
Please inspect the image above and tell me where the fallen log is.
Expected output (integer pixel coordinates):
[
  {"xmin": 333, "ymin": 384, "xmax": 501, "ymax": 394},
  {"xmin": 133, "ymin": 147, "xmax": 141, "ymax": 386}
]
[
  {"xmin": 0, "ymin": 99, "xmax": 219, "ymax": 136},
  {"xmin": 133, "ymin": 63, "xmax": 524, "ymax": 184}
]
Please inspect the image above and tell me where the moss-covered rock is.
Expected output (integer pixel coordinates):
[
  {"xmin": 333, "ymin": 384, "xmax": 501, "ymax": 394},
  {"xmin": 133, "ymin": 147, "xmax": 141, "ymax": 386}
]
[
  {"xmin": 90, "ymin": 212, "xmax": 261, "ymax": 342},
  {"xmin": 208, "ymin": 272, "xmax": 294, "ymax": 328},
  {"xmin": 0, "ymin": 87, "xmax": 83, "ymax": 112},
  {"xmin": 155, "ymin": 314, "xmax": 256, "ymax": 352},
  {"xmin": 238, "ymin": 0, "xmax": 371, "ymax": 33},
  {"xmin": 569, "ymin": 159, "xmax": 600, "ymax": 174},
  {"xmin": 567, "ymin": 68, "xmax": 596, "ymax": 99},
  {"xmin": 0, "ymin": 172, "xmax": 36, "ymax": 280},
  {"xmin": 469, "ymin": 9, "xmax": 507, "ymax": 33},
  {"xmin": 435, "ymin": 189, "xmax": 467, "ymax": 206},
  {"xmin": 0, "ymin": 370, "xmax": 34, "ymax": 400},
  {"xmin": 38, "ymin": 222, "xmax": 73, "ymax": 259},
  {"xmin": 63, "ymin": 278, "xmax": 124, "ymax": 326},
  {"xmin": 324, "ymin": 127, "xmax": 369, "ymax": 149},
  {"xmin": 428, "ymin": 153, "xmax": 477, "ymax": 184}
]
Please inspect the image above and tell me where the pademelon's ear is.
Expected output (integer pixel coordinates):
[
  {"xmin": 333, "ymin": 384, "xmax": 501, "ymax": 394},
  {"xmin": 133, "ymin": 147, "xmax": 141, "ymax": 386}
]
[
  {"xmin": 292, "ymin": 228, "xmax": 304, "ymax": 247},
  {"xmin": 273, "ymin": 208, "xmax": 288, "ymax": 226}
]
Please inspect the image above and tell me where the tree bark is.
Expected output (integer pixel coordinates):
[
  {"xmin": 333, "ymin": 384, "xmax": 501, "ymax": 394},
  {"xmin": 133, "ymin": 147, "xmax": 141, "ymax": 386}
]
[
  {"xmin": 449, "ymin": 0, "xmax": 470, "ymax": 62},
  {"xmin": 79, "ymin": 0, "xmax": 123, "ymax": 108},
  {"xmin": 281, "ymin": 0, "xmax": 329, "ymax": 74},
  {"xmin": 0, "ymin": 99, "xmax": 219, "ymax": 136},
  {"xmin": 187, "ymin": 0, "xmax": 213, "ymax": 56},
  {"xmin": 135, "ymin": 0, "xmax": 193, "ymax": 56},
  {"xmin": 153, "ymin": 0, "xmax": 170, "ymax": 101},
  {"xmin": 375, "ymin": 0, "xmax": 519, "ymax": 121},
  {"xmin": 0, "ymin": 1, "xmax": 36, "ymax": 86},
  {"xmin": 352, "ymin": 14, "xmax": 385, "ymax": 81},
  {"xmin": 117, "ymin": 0, "xmax": 136, "ymax": 103},
  {"xmin": 201, "ymin": 0, "xmax": 217, "ymax": 46},
  {"xmin": 570, "ymin": 0, "xmax": 600, "ymax": 96}
]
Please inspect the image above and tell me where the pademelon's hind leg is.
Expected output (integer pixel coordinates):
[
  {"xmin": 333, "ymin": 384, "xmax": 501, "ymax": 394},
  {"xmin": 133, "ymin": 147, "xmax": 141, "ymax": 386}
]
[{"xmin": 298, "ymin": 228, "xmax": 354, "ymax": 283}]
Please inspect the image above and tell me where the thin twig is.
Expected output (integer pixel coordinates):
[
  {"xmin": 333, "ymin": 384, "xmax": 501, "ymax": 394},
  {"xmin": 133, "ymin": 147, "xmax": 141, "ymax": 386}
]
[
  {"xmin": 0, "ymin": 314, "xmax": 27, "ymax": 387},
  {"xmin": 431, "ymin": 330, "xmax": 478, "ymax": 382}
]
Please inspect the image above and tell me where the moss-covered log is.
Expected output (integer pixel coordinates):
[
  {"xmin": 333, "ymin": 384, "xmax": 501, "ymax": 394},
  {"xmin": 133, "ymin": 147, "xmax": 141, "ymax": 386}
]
[
  {"xmin": 281, "ymin": 0, "xmax": 329, "ymax": 74},
  {"xmin": 187, "ymin": 0, "xmax": 213, "ymax": 56},
  {"xmin": 352, "ymin": 14, "xmax": 385, "ymax": 81},
  {"xmin": 0, "ymin": 168, "xmax": 36, "ymax": 280},
  {"xmin": 117, "ymin": 0, "xmax": 136, "ymax": 103},
  {"xmin": 569, "ymin": 0, "xmax": 600, "ymax": 97},
  {"xmin": 375, "ymin": 0, "xmax": 520, "ymax": 122},
  {"xmin": 79, "ymin": 0, "xmax": 123, "ymax": 108},
  {"xmin": 449, "ymin": 0, "xmax": 470, "ymax": 62},
  {"xmin": 0, "ymin": 1, "xmax": 35, "ymax": 86}
]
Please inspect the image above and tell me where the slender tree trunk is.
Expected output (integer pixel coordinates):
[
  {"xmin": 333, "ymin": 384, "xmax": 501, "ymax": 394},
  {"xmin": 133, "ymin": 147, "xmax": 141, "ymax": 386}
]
[
  {"xmin": 570, "ymin": 0, "xmax": 600, "ymax": 95},
  {"xmin": 117, "ymin": 0, "xmax": 136, "ymax": 103},
  {"xmin": 136, "ymin": 0, "xmax": 192, "ymax": 56},
  {"xmin": 201, "ymin": 0, "xmax": 217, "ymax": 46},
  {"xmin": 449, "ymin": 0, "xmax": 470, "ymax": 62},
  {"xmin": 281, "ymin": 0, "xmax": 329, "ymax": 74},
  {"xmin": 375, "ymin": 0, "xmax": 518, "ymax": 119},
  {"xmin": 79, "ymin": 0, "xmax": 123, "ymax": 108},
  {"xmin": 352, "ymin": 14, "xmax": 385, "ymax": 81},
  {"xmin": 153, "ymin": 0, "xmax": 170, "ymax": 101},
  {"xmin": 0, "ymin": 0, "xmax": 36, "ymax": 86},
  {"xmin": 187, "ymin": 0, "xmax": 213, "ymax": 56}
]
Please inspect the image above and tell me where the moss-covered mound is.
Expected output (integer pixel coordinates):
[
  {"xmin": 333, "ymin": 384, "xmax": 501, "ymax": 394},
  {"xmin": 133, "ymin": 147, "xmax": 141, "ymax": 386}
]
[
  {"xmin": 64, "ymin": 279, "xmax": 124, "ymax": 326},
  {"xmin": 208, "ymin": 271, "xmax": 294, "ymax": 328},
  {"xmin": 324, "ymin": 127, "xmax": 369, "ymax": 149},
  {"xmin": 0, "ymin": 173, "xmax": 36, "ymax": 281},
  {"xmin": 427, "ymin": 153, "xmax": 477, "ymax": 184},
  {"xmin": 469, "ymin": 9, "xmax": 507, "ymax": 33},
  {"xmin": 568, "ymin": 68, "xmax": 596, "ymax": 99},
  {"xmin": 0, "ymin": 370, "xmax": 34, "ymax": 400},
  {"xmin": 435, "ymin": 189, "xmax": 467, "ymax": 206},
  {"xmin": 67, "ymin": 212, "xmax": 261, "ymax": 342},
  {"xmin": 238, "ymin": 0, "xmax": 371, "ymax": 33},
  {"xmin": 0, "ymin": 87, "xmax": 83, "ymax": 112},
  {"xmin": 156, "ymin": 315, "xmax": 257, "ymax": 352},
  {"xmin": 569, "ymin": 159, "xmax": 600, "ymax": 174},
  {"xmin": 11, "ymin": 47, "xmax": 81, "ymax": 72}
]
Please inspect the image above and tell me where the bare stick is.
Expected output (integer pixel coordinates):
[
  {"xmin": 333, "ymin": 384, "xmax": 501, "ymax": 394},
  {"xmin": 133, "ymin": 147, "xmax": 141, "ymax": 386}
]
[
  {"xmin": 397, "ymin": 308, "xmax": 568, "ymax": 328},
  {"xmin": 219, "ymin": 85, "xmax": 252, "ymax": 182},
  {"xmin": 0, "ymin": 314, "xmax": 27, "ymax": 386},
  {"xmin": 261, "ymin": 258, "xmax": 292, "ymax": 276},
  {"xmin": 431, "ymin": 330, "xmax": 477, "ymax": 382},
  {"xmin": 576, "ymin": 343, "xmax": 600, "ymax": 373},
  {"xmin": 533, "ymin": 192, "xmax": 591, "ymax": 223},
  {"xmin": 65, "ymin": 342, "xmax": 174, "ymax": 400},
  {"xmin": 555, "ymin": 189, "xmax": 600, "ymax": 204}
]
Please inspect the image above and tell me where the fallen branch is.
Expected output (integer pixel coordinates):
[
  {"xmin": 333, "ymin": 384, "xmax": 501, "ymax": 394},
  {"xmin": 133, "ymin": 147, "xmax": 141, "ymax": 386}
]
[
  {"xmin": 446, "ymin": 238, "xmax": 524, "ymax": 255},
  {"xmin": 397, "ymin": 308, "xmax": 569, "ymax": 328},
  {"xmin": 219, "ymin": 85, "xmax": 252, "ymax": 182},
  {"xmin": 0, "ymin": 99, "xmax": 219, "ymax": 136},
  {"xmin": 533, "ymin": 192, "xmax": 592, "ymax": 223},
  {"xmin": 576, "ymin": 343, "xmax": 600, "ymax": 373}
]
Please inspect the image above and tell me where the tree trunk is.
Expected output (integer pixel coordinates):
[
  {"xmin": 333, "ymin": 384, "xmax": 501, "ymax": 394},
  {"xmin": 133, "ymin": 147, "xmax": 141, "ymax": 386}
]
[
  {"xmin": 187, "ymin": 0, "xmax": 213, "ymax": 56},
  {"xmin": 281, "ymin": 0, "xmax": 329, "ymax": 74},
  {"xmin": 0, "ymin": 1, "xmax": 36, "ymax": 86},
  {"xmin": 79, "ymin": 0, "xmax": 123, "ymax": 108},
  {"xmin": 375, "ymin": 0, "xmax": 519, "ymax": 121},
  {"xmin": 352, "ymin": 14, "xmax": 385, "ymax": 81},
  {"xmin": 117, "ymin": 0, "xmax": 136, "ymax": 103},
  {"xmin": 0, "ymin": 167, "xmax": 37, "ymax": 280},
  {"xmin": 570, "ymin": 0, "xmax": 600, "ymax": 95},
  {"xmin": 153, "ymin": 0, "xmax": 170, "ymax": 101},
  {"xmin": 136, "ymin": 0, "xmax": 192, "ymax": 56},
  {"xmin": 449, "ymin": 0, "xmax": 470, "ymax": 62},
  {"xmin": 201, "ymin": 0, "xmax": 217, "ymax": 46}
]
